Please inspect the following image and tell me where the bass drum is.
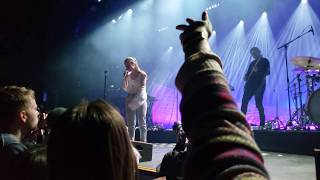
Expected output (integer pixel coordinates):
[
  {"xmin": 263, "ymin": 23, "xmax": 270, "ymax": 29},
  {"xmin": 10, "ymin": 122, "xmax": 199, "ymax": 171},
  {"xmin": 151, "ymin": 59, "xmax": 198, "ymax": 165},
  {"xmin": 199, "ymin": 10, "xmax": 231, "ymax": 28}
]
[{"xmin": 307, "ymin": 89, "xmax": 320, "ymax": 123}]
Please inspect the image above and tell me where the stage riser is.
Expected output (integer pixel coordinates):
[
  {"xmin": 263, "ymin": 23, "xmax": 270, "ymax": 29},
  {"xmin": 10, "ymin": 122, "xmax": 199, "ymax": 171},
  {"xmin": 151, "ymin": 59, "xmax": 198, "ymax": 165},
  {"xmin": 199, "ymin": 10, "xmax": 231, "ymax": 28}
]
[
  {"xmin": 145, "ymin": 130, "xmax": 320, "ymax": 155},
  {"xmin": 253, "ymin": 130, "xmax": 320, "ymax": 155}
]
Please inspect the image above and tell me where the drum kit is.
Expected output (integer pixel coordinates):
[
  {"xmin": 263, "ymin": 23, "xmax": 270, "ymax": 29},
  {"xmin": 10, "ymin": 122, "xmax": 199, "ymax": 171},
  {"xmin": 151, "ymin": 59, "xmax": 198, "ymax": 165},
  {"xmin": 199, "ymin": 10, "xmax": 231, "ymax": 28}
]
[{"xmin": 288, "ymin": 56, "xmax": 320, "ymax": 129}]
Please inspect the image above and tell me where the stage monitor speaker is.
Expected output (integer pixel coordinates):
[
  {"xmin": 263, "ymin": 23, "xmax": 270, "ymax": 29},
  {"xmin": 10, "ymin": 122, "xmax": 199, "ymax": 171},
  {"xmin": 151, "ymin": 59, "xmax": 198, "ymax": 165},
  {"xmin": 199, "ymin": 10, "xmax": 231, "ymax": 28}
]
[{"xmin": 132, "ymin": 141, "xmax": 153, "ymax": 162}]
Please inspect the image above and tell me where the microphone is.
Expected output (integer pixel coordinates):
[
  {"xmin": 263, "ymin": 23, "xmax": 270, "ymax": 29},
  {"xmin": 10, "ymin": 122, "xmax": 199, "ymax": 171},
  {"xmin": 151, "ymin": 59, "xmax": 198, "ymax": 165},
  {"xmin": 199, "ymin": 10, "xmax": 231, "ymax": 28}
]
[
  {"xmin": 310, "ymin": 25, "xmax": 314, "ymax": 36},
  {"xmin": 123, "ymin": 70, "xmax": 128, "ymax": 78}
]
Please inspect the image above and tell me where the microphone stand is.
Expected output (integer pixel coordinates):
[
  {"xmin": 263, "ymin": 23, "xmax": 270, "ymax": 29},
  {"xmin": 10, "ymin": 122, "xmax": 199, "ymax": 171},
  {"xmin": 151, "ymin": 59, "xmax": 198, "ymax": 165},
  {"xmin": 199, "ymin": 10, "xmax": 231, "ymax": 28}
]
[
  {"xmin": 104, "ymin": 70, "xmax": 108, "ymax": 100},
  {"xmin": 277, "ymin": 28, "xmax": 313, "ymax": 124}
]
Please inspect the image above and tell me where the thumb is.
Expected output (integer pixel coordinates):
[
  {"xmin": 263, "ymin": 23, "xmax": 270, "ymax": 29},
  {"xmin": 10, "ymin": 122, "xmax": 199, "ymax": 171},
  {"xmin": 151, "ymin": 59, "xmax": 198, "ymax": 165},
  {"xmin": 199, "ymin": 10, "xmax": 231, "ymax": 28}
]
[{"xmin": 202, "ymin": 11, "xmax": 208, "ymax": 21}]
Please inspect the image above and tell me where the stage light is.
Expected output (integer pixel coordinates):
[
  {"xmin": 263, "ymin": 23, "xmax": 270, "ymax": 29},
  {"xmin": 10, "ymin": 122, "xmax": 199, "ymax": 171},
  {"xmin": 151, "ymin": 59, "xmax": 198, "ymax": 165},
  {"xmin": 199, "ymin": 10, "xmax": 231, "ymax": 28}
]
[
  {"xmin": 309, "ymin": 125, "xmax": 317, "ymax": 130},
  {"xmin": 239, "ymin": 20, "xmax": 244, "ymax": 26},
  {"xmin": 301, "ymin": 0, "xmax": 308, "ymax": 4},
  {"xmin": 97, "ymin": 0, "xmax": 101, "ymax": 2},
  {"xmin": 168, "ymin": 46, "xmax": 173, "ymax": 50},
  {"xmin": 206, "ymin": 2, "xmax": 221, "ymax": 12},
  {"xmin": 262, "ymin": 12, "xmax": 267, "ymax": 18},
  {"xmin": 158, "ymin": 26, "xmax": 169, "ymax": 32},
  {"xmin": 111, "ymin": 19, "xmax": 116, "ymax": 23},
  {"xmin": 127, "ymin": 9, "xmax": 133, "ymax": 15}
]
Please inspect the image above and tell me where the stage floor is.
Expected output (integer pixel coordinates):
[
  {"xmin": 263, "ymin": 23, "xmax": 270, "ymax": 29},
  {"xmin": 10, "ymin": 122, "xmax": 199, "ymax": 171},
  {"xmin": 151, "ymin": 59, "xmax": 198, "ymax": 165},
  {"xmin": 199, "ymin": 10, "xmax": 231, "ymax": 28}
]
[{"xmin": 140, "ymin": 143, "xmax": 316, "ymax": 180}]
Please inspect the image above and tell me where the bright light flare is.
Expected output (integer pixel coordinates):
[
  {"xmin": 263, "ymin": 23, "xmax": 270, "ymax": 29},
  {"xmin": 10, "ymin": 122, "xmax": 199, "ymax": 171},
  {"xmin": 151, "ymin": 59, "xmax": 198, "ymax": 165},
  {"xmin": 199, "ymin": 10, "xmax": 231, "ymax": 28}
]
[
  {"xmin": 239, "ymin": 20, "xmax": 244, "ymax": 26},
  {"xmin": 262, "ymin": 12, "xmax": 267, "ymax": 18}
]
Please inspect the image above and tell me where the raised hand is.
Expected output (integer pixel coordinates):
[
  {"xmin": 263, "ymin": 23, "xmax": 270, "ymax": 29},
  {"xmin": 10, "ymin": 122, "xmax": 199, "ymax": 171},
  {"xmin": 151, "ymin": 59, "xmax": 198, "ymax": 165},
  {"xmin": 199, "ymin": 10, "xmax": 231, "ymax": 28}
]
[
  {"xmin": 176, "ymin": 11, "xmax": 213, "ymax": 57},
  {"xmin": 176, "ymin": 11, "xmax": 213, "ymax": 43}
]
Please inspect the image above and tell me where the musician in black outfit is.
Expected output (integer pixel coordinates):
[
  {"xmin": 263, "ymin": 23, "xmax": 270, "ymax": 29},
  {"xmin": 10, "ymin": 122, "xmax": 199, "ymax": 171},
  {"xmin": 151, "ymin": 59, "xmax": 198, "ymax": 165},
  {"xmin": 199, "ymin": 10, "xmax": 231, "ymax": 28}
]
[{"xmin": 241, "ymin": 47, "xmax": 270, "ymax": 128}]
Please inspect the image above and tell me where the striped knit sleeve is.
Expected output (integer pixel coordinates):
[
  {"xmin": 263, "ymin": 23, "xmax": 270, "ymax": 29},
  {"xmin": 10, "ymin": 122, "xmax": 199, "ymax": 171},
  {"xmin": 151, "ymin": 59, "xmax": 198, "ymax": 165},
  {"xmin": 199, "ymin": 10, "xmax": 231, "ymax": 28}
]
[{"xmin": 175, "ymin": 51, "xmax": 269, "ymax": 180}]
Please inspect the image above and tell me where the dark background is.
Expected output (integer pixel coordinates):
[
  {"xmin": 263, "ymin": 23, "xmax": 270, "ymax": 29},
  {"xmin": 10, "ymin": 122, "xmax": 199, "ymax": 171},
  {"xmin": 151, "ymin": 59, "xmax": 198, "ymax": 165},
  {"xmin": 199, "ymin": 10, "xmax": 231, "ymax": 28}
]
[{"xmin": 0, "ymin": 0, "xmax": 137, "ymax": 109}]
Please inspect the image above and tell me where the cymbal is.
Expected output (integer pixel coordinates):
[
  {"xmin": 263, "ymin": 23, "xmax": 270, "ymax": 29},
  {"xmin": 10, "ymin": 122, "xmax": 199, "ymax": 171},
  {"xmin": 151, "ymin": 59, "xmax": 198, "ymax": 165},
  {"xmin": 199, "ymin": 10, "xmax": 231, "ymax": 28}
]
[{"xmin": 292, "ymin": 56, "xmax": 320, "ymax": 69}]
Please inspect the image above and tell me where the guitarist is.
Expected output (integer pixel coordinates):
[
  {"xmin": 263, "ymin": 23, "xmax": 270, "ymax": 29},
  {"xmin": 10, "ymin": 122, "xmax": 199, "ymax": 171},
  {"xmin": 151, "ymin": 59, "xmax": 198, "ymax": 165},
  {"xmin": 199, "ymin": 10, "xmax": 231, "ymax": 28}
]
[{"xmin": 241, "ymin": 47, "xmax": 270, "ymax": 128}]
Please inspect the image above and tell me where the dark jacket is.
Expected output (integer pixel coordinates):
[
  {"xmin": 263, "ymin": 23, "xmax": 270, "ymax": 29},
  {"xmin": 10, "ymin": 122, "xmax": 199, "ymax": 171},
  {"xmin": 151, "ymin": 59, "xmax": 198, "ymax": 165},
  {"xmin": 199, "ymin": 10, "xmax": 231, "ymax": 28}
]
[{"xmin": 0, "ymin": 133, "xmax": 29, "ymax": 180}]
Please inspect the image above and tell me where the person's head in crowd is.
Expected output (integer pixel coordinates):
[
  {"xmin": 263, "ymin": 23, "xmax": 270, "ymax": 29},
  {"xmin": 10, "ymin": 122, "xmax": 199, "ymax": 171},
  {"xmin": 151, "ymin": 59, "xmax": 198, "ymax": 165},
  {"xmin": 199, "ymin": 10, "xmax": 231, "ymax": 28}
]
[
  {"xmin": 172, "ymin": 121, "xmax": 187, "ymax": 140},
  {"xmin": 172, "ymin": 121, "xmax": 188, "ymax": 152},
  {"xmin": 46, "ymin": 107, "xmax": 67, "ymax": 130},
  {"xmin": 172, "ymin": 121, "xmax": 182, "ymax": 135},
  {"xmin": 24, "ymin": 145, "xmax": 48, "ymax": 180},
  {"xmin": 24, "ymin": 107, "xmax": 67, "ymax": 145},
  {"xmin": 0, "ymin": 85, "xmax": 39, "ymax": 140},
  {"xmin": 47, "ymin": 99, "xmax": 137, "ymax": 180},
  {"xmin": 37, "ymin": 112, "xmax": 48, "ymax": 129}
]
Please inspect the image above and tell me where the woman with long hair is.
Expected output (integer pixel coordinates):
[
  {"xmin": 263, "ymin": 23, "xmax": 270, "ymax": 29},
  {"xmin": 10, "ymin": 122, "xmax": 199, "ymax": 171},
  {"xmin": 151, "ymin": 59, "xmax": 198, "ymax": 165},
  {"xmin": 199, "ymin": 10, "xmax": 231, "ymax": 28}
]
[
  {"xmin": 47, "ymin": 99, "xmax": 138, "ymax": 180},
  {"xmin": 122, "ymin": 57, "xmax": 148, "ymax": 142}
]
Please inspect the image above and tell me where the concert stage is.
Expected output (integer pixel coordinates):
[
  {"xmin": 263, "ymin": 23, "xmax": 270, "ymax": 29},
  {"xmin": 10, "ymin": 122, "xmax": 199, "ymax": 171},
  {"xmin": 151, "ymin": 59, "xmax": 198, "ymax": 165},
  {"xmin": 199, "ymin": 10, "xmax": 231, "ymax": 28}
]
[
  {"xmin": 146, "ymin": 129, "xmax": 320, "ymax": 156},
  {"xmin": 139, "ymin": 143, "xmax": 315, "ymax": 180}
]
